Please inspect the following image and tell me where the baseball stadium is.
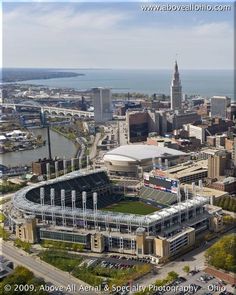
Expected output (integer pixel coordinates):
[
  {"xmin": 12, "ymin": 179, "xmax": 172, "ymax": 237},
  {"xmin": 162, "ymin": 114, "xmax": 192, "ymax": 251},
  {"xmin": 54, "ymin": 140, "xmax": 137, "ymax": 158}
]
[{"xmin": 10, "ymin": 169, "xmax": 223, "ymax": 263}]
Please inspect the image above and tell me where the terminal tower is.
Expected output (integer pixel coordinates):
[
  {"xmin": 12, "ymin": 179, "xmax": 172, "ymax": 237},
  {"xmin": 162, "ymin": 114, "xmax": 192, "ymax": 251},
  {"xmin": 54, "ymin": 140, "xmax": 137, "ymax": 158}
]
[{"xmin": 170, "ymin": 61, "xmax": 182, "ymax": 110}]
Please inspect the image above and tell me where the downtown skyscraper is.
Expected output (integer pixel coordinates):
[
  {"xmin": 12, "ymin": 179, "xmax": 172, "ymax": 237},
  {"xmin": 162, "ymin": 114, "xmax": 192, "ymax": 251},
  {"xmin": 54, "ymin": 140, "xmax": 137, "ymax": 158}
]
[
  {"xmin": 170, "ymin": 61, "xmax": 182, "ymax": 110},
  {"xmin": 92, "ymin": 87, "xmax": 113, "ymax": 123}
]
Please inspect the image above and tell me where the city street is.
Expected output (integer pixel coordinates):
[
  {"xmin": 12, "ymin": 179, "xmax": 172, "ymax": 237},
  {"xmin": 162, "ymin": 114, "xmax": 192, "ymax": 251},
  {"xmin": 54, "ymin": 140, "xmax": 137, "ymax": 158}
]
[
  {"xmin": 0, "ymin": 240, "xmax": 98, "ymax": 295},
  {"xmin": 90, "ymin": 132, "xmax": 101, "ymax": 160},
  {"xmin": 118, "ymin": 121, "xmax": 128, "ymax": 146}
]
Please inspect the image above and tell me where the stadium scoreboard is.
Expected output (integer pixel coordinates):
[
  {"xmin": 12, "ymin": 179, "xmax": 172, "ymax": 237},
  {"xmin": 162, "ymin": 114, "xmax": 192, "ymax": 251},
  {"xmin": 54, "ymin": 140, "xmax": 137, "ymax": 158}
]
[{"xmin": 144, "ymin": 173, "xmax": 179, "ymax": 194}]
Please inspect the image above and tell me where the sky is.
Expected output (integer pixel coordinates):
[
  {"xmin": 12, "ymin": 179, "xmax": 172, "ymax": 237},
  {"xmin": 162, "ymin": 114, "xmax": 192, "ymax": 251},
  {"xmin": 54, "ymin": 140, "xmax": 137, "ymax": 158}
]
[{"xmin": 2, "ymin": 1, "xmax": 235, "ymax": 69}]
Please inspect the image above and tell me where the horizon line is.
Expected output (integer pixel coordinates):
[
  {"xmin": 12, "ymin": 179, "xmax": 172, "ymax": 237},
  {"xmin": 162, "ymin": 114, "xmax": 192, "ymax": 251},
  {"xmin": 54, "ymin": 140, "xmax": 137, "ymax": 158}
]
[{"xmin": 1, "ymin": 67, "xmax": 234, "ymax": 71}]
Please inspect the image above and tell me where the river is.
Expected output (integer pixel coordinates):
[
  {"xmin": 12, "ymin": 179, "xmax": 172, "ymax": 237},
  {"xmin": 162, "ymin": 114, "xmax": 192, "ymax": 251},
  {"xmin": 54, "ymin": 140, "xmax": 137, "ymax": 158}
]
[{"xmin": 0, "ymin": 128, "xmax": 77, "ymax": 167}]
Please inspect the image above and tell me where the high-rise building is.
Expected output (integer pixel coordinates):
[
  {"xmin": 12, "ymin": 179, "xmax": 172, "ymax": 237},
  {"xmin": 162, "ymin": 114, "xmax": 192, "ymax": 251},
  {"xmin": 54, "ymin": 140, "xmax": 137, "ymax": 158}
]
[
  {"xmin": 170, "ymin": 61, "xmax": 182, "ymax": 110},
  {"xmin": 208, "ymin": 150, "xmax": 230, "ymax": 179},
  {"xmin": 92, "ymin": 87, "xmax": 113, "ymax": 123},
  {"xmin": 169, "ymin": 111, "xmax": 201, "ymax": 130},
  {"xmin": 126, "ymin": 110, "xmax": 167, "ymax": 143},
  {"xmin": 210, "ymin": 96, "xmax": 231, "ymax": 119},
  {"xmin": 186, "ymin": 118, "xmax": 233, "ymax": 143},
  {"xmin": 126, "ymin": 110, "xmax": 154, "ymax": 143}
]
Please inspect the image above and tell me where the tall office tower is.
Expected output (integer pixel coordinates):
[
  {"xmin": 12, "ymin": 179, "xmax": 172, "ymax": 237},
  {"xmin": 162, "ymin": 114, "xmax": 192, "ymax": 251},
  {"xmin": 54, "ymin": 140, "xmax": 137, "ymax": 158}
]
[
  {"xmin": 126, "ymin": 110, "xmax": 161, "ymax": 143},
  {"xmin": 208, "ymin": 151, "xmax": 230, "ymax": 179},
  {"xmin": 170, "ymin": 61, "xmax": 182, "ymax": 110},
  {"xmin": 92, "ymin": 87, "xmax": 113, "ymax": 123},
  {"xmin": 211, "ymin": 96, "xmax": 231, "ymax": 119}
]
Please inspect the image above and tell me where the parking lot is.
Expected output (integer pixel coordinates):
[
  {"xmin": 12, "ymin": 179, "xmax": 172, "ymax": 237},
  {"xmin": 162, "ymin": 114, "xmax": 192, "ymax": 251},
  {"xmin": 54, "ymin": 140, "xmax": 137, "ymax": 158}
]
[
  {"xmin": 152, "ymin": 270, "xmax": 235, "ymax": 295},
  {"xmin": 80, "ymin": 258, "xmax": 135, "ymax": 271},
  {"xmin": 79, "ymin": 254, "xmax": 152, "ymax": 271},
  {"xmin": 78, "ymin": 255, "xmax": 235, "ymax": 295},
  {"xmin": 109, "ymin": 254, "xmax": 153, "ymax": 265}
]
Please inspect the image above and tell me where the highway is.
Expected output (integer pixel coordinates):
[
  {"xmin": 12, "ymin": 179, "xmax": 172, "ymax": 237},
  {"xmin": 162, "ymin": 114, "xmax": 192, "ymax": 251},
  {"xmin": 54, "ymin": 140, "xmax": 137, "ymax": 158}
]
[
  {"xmin": 90, "ymin": 132, "xmax": 101, "ymax": 160},
  {"xmin": 0, "ymin": 241, "xmax": 98, "ymax": 295}
]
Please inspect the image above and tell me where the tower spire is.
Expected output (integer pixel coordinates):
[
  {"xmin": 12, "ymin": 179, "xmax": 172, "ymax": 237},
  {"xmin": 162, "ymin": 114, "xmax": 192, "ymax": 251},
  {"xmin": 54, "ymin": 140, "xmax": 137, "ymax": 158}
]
[
  {"xmin": 175, "ymin": 60, "xmax": 178, "ymax": 73},
  {"xmin": 170, "ymin": 60, "xmax": 182, "ymax": 111}
]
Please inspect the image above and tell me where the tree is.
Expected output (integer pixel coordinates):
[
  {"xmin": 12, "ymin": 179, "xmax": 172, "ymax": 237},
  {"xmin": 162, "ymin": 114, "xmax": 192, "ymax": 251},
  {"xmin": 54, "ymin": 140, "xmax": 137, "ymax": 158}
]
[
  {"xmin": 223, "ymin": 215, "xmax": 236, "ymax": 225},
  {"xmin": 14, "ymin": 239, "xmax": 31, "ymax": 253},
  {"xmin": 232, "ymin": 204, "xmax": 236, "ymax": 213},
  {"xmin": 167, "ymin": 271, "xmax": 179, "ymax": 282},
  {"xmin": 155, "ymin": 279, "xmax": 165, "ymax": 286},
  {"xmin": 228, "ymin": 198, "xmax": 234, "ymax": 210},
  {"xmin": 222, "ymin": 197, "xmax": 230, "ymax": 210},
  {"xmin": 205, "ymin": 234, "xmax": 236, "ymax": 273},
  {"xmin": 0, "ymin": 226, "xmax": 10, "ymax": 240},
  {"xmin": 0, "ymin": 266, "xmax": 48, "ymax": 295},
  {"xmin": 217, "ymin": 197, "xmax": 224, "ymax": 208},
  {"xmin": 182, "ymin": 265, "xmax": 190, "ymax": 274}
]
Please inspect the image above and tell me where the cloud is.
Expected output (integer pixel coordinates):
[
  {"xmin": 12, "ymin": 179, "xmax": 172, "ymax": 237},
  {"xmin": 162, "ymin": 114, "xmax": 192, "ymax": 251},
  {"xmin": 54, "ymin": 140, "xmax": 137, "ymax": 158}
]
[
  {"xmin": 2, "ymin": 3, "xmax": 234, "ymax": 69},
  {"xmin": 193, "ymin": 21, "xmax": 233, "ymax": 37}
]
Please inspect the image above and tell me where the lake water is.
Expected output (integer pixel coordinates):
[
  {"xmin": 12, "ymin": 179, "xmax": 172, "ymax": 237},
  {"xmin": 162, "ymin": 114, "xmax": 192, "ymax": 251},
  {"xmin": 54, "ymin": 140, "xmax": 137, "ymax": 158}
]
[
  {"xmin": 0, "ymin": 128, "xmax": 77, "ymax": 167},
  {"xmin": 18, "ymin": 69, "xmax": 234, "ymax": 99}
]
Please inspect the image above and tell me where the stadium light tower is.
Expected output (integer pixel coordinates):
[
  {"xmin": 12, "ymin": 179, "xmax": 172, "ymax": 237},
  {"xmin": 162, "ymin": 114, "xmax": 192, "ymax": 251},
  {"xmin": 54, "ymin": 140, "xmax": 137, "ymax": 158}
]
[
  {"xmin": 61, "ymin": 189, "xmax": 66, "ymax": 227},
  {"xmin": 192, "ymin": 182, "xmax": 196, "ymax": 197},
  {"xmin": 93, "ymin": 192, "xmax": 98, "ymax": 229},
  {"xmin": 47, "ymin": 125, "xmax": 52, "ymax": 160},
  {"xmin": 116, "ymin": 216, "xmax": 120, "ymax": 232},
  {"xmin": 86, "ymin": 155, "xmax": 90, "ymax": 171},
  {"xmin": 185, "ymin": 186, "xmax": 189, "ymax": 220},
  {"xmin": 50, "ymin": 188, "xmax": 55, "ymax": 225},
  {"xmin": 198, "ymin": 179, "xmax": 203, "ymax": 197},
  {"xmin": 46, "ymin": 163, "xmax": 50, "ymax": 180},
  {"xmin": 82, "ymin": 191, "xmax": 87, "ymax": 229},
  {"xmin": 71, "ymin": 158, "xmax": 75, "ymax": 172},
  {"xmin": 63, "ymin": 159, "xmax": 67, "ymax": 175},
  {"xmin": 71, "ymin": 190, "xmax": 76, "ymax": 228},
  {"xmin": 55, "ymin": 161, "xmax": 59, "ymax": 178},
  {"xmin": 177, "ymin": 184, "xmax": 182, "ymax": 224},
  {"xmin": 40, "ymin": 187, "xmax": 45, "ymax": 224},
  {"xmin": 105, "ymin": 214, "xmax": 109, "ymax": 231}
]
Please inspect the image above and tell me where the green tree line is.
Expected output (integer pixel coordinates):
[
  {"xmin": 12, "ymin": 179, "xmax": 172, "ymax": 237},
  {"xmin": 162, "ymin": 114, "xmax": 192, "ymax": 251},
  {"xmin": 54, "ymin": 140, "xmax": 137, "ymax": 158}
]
[
  {"xmin": 0, "ymin": 266, "xmax": 48, "ymax": 295},
  {"xmin": 214, "ymin": 196, "xmax": 236, "ymax": 212},
  {"xmin": 0, "ymin": 181, "xmax": 27, "ymax": 194},
  {"xmin": 205, "ymin": 234, "xmax": 236, "ymax": 273}
]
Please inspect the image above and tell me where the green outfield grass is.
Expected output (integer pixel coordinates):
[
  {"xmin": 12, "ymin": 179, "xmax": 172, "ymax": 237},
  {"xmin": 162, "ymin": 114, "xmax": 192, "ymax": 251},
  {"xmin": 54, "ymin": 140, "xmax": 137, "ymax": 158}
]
[{"xmin": 103, "ymin": 200, "xmax": 158, "ymax": 215}]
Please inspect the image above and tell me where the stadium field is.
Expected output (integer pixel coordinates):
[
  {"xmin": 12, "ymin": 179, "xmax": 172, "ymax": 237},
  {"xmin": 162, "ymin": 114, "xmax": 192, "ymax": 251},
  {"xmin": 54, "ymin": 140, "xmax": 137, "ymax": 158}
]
[{"xmin": 102, "ymin": 200, "xmax": 158, "ymax": 215}]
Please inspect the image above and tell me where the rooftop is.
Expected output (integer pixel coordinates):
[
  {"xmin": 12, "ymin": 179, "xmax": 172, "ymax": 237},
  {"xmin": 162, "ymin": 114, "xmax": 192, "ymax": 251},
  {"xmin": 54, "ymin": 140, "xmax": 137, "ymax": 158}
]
[
  {"xmin": 162, "ymin": 160, "xmax": 208, "ymax": 178},
  {"xmin": 104, "ymin": 145, "xmax": 187, "ymax": 162},
  {"xmin": 165, "ymin": 227, "xmax": 194, "ymax": 242},
  {"xmin": 215, "ymin": 177, "xmax": 236, "ymax": 185},
  {"xmin": 184, "ymin": 184, "xmax": 227, "ymax": 198},
  {"xmin": 200, "ymin": 148, "xmax": 226, "ymax": 156}
]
